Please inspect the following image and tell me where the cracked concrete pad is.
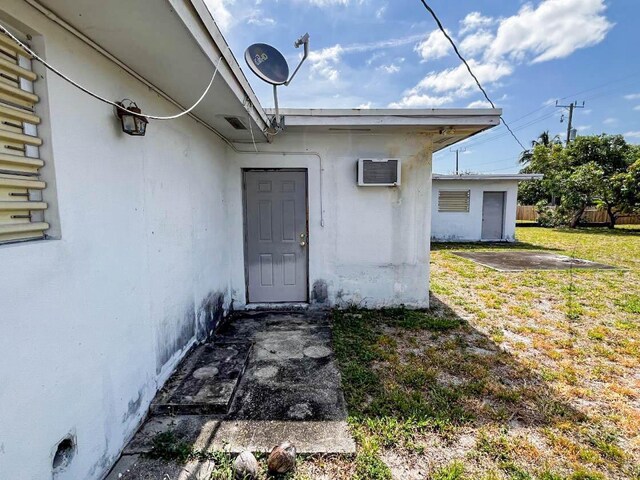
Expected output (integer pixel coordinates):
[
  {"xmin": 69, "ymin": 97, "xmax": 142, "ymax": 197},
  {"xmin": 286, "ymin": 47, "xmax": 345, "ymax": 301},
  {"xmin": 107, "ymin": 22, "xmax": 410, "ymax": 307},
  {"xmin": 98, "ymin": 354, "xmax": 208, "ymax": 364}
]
[
  {"xmin": 152, "ymin": 342, "xmax": 251, "ymax": 415},
  {"xmin": 119, "ymin": 310, "xmax": 354, "ymax": 465},
  {"xmin": 105, "ymin": 454, "xmax": 217, "ymax": 480},
  {"xmin": 123, "ymin": 415, "xmax": 355, "ymax": 454},
  {"xmin": 303, "ymin": 345, "xmax": 332, "ymax": 358},
  {"xmin": 453, "ymin": 250, "xmax": 617, "ymax": 271}
]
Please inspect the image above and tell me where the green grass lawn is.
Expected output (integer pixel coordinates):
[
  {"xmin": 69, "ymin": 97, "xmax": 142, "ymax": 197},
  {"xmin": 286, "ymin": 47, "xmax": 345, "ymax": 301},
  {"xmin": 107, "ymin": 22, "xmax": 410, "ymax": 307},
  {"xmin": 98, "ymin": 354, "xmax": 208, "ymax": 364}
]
[{"xmin": 296, "ymin": 227, "xmax": 639, "ymax": 480}]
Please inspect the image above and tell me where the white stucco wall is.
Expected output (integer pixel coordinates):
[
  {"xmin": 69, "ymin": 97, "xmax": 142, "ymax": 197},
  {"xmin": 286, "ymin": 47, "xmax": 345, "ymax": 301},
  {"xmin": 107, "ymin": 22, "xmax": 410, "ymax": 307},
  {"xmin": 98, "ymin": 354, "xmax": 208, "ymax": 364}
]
[
  {"xmin": 227, "ymin": 132, "xmax": 433, "ymax": 309},
  {"xmin": 0, "ymin": 4, "xmax": 232, "ymax": 480},
  {"xmin": 431, "ymin": 179, "xmax": 519, "ymax": 242},
  {"xmin": 1, "ymin": 4, "xmax": 436, "ymax": 479}
]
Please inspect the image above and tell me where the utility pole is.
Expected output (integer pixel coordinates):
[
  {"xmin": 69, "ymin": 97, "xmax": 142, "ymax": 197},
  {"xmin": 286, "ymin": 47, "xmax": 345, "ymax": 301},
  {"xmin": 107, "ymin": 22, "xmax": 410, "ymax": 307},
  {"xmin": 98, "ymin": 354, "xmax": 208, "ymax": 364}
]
[
  {"xmin": 450, "ymin": 147, "xmax": 466, "ymax": 174},
  {"xmin": 556, "ymin": 100, "xmax": 585, "ymax": 144}
]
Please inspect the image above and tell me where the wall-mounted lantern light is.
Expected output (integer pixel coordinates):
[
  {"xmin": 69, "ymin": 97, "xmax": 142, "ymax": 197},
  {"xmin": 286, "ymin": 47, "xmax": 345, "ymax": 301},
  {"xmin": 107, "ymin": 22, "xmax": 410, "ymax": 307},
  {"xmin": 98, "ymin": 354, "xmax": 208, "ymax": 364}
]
[{"xmin": 115, "ymin": 100, "xmax": 148, "ymax": 136}]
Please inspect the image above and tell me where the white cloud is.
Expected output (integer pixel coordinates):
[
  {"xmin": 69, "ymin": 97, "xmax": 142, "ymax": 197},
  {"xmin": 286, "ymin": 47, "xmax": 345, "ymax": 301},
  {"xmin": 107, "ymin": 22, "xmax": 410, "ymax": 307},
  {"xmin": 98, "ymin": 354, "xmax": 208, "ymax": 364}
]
[
  {"xmin": 378, "ymin": 63, "xmax": 401, "ymax": 74},
  {"xmin": 414, "ymin": 29, "xmax": 451, "ymax": 62},
  {"xmin": 308, "ymin": 45, "xmax": 344, "ymax": 82},
  {"xmin": 460, "ymin": 30, "xmax": 494, "ymax": 57},
  {"xmin": 413, "ymin": 60, "xmax": 513, "ymax": 96},
  {"xmin": 203, "ymin": 0, "xmax": 234, "ymax": 31},
  {"xmin": 345, "ymin": 33, "xmax": 426, "ymax": 54},
  {"xmin": 460, "ymin": 12, "xmax": 495, "ymax": 34},
  {"xmin": 357, "ymin": 102, "xmax": 372, "ymax": 109},
  {"xmin": 391, "ymin": 57, "xmax": 511, "ymax": 109},
  {"xmin": 389, "ymin": 93, "xmax": 453, "ymax": 109},
  {"xmin": 634, "ymin": 105, "xmax": 640, "ymax": 111},
  {"xmin": 307, "ymin": 33, "xmax": 424, "ymax": 81},
  {"xmin": 624, "ymin": 131, "xmax": 640, "ymax": 138},
  {"xmin": 486, "ymin": 0, "xmax": 613, "ymax": 63},
  {"xmin": 576, "ymin": 125, "xmax": 592, "ymax": 131},
  {"xmin": 375, "ymin": 5, "xmax": 387, "ymax": 19},
  {"xmin": 467, "ymin": 100, "xmax": 492, "ymax": 108},
  {"xmin": 393, "ymin": 0, "xmax": 612, "ymax": 109},
  {"xmin": 366, "ymin": 52, "xmax": 385, "ymax": 66},
  {"xmin": 305, "ymin": 0, "xmax": 358, "ymax": 5},
  {"xmin": 246, "ymin": 11, "xmax": 276, "ymax": 26},
  {"xmin": 603, "ymin": 117, "xmax": 618, "ymax": 125},
  {"xmin": 624, "ymin": 93, "xmax": 640, "ymax": 100}
]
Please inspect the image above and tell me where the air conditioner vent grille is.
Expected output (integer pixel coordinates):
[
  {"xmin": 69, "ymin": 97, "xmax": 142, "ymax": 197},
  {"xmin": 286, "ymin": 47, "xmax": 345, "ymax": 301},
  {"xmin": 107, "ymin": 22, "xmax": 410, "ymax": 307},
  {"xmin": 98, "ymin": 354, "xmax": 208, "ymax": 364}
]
[{"xmin": 358, "ymin": 158, "xmax": 401, "ymax": 186}]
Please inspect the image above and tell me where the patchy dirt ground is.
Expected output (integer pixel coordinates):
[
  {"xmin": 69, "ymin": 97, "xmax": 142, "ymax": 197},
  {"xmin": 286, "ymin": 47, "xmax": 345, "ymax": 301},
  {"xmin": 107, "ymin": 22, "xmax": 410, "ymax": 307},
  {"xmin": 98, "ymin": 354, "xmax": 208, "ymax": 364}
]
[{"xmin": 325, "ymin": 227, "xmax": 640, "ymax": 480}]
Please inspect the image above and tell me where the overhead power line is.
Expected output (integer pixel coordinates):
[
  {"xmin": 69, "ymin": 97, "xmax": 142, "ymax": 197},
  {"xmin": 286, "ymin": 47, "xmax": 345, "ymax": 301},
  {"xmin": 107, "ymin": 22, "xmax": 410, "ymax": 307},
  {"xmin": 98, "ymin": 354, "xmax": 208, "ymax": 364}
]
[
  {"xmin": 417, "ymin": 0, "xmax": 527, "ymax": 151},
  {"xmin": 0, "ymin": 23, "xmax": 222, "ymax": 120}
]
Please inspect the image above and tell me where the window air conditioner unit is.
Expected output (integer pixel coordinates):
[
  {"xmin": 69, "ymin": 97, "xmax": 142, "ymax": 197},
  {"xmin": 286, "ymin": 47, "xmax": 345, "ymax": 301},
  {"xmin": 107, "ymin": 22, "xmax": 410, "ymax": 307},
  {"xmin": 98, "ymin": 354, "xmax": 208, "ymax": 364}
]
[{"xmin": 357, "ymin": 158, "xmax": 401, "ymax": 186}]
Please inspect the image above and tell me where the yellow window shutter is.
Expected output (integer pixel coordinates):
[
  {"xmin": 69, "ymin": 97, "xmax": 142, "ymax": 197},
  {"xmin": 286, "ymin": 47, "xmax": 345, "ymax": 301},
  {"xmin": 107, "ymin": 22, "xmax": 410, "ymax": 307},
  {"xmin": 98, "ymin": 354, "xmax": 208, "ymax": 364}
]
[
  {"xmin": 438, "ymin": 190, "xmax": 470, "ymax": 213},
  {"xmin": 0, "ymin": 31, "xmax": 48, "ymax": 243}
]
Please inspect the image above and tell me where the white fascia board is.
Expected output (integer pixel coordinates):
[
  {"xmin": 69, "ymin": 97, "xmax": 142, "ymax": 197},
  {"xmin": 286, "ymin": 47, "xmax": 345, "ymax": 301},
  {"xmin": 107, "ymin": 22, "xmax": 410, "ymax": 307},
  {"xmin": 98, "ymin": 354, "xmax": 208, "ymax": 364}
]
[
  {"xmin": 274, "ymin": 111, "xmax": 501, "ymax": 128},
  {"xmin": 433, "ymin": 174, "xmax": 544, "ymax": 181},
  {"xmin": 270, "ymin": 108, "xmax": 502, "ymax": 117},
  {"xmin": 174, "ymin": 0, "xmax": 270, "ymax": 133}
]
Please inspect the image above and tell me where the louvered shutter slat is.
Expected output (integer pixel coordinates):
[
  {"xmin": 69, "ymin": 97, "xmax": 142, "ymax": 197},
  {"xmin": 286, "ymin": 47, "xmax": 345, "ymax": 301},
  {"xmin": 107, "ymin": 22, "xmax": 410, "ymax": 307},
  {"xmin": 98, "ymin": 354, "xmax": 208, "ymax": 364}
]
[
  {"xmin": 0, "ymin": 31, "xmax": 47, "ymax": 243},
  {"xmin": 0, "ymin": 57, "xmax": 37, "ymax": 82},
  {"xmin": 438, "ymin": 190, "xmax": 470, "ymax": 212}
]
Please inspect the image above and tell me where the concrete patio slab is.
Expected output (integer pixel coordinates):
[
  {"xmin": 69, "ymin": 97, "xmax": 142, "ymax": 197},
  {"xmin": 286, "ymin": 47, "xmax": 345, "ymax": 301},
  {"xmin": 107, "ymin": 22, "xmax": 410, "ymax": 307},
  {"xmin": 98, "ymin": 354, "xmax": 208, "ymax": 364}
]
[
  {"xmin": 123, "ymin": 415, "xmax": 355, "ymax": 454},
  {"xmin": 152, "ymin": 342, "xmax": 251, "ymax": 415},
  {"xmin": 105, "ymin": 454, "xmax": 217, "ymax": 480},
  {"xmin": 107, "ymin": 311, "xmax": 354, "ymax": 479},
  {"xmin": 453, "ymin": 250, "xmax": 617, "ymax": 271}
]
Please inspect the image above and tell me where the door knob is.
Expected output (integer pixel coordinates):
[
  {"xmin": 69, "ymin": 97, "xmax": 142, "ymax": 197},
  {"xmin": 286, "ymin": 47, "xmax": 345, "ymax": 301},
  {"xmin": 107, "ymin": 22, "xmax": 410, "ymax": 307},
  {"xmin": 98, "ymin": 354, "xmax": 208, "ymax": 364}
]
[
  {"xmin": 300, "ymin": 241, "xmax": 306, "ymax": 247},
  {"xmin": 300, "ymin": 233, "xmax": 306, "ymax": 247}
]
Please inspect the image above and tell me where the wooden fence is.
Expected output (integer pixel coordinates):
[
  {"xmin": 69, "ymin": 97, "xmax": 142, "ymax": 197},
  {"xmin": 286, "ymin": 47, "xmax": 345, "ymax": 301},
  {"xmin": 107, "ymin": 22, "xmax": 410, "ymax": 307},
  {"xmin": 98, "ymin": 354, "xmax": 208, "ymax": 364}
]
[{"xmin": 517, "ymin": 205, "xmax": 640, "ymax": 225}]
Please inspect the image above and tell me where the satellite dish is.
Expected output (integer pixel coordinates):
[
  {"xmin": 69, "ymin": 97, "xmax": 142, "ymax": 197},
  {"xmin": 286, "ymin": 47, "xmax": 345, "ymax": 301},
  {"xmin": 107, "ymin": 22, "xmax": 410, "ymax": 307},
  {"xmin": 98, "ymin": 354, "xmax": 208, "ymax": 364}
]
[
  {"xmin": 245, "ymin": 43, "xmax": 289, "ymax": 86},
  {"xmin": 244, "ymin": 34, "xmax": 310, "ymax": 131}
]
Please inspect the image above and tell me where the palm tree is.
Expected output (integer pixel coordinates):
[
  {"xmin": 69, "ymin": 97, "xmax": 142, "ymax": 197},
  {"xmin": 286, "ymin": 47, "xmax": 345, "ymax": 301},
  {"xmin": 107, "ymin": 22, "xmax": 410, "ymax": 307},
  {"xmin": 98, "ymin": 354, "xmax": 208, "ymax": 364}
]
[{"xmin": 518, "ymin": 131, "xmax": 562, "ymax": 164}]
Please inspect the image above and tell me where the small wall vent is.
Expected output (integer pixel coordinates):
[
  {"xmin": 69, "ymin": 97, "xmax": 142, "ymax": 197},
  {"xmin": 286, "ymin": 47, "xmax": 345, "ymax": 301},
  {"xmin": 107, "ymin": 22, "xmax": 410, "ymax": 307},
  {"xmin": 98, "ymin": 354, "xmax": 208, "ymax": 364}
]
[
  {"xmin": 224, "ymin": 116, "xmax": 247, "ymax": 130},
  {"xmin": 357, "ymin": 158, "xmax": 401, "ymax": 187}
]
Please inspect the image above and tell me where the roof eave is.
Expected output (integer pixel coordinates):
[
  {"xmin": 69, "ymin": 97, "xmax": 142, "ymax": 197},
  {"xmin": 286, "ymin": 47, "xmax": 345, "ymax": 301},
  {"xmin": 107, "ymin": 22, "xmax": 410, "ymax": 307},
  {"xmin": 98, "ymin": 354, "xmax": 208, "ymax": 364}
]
[{"xmin": 433, "ymin": 174, "xmax": 544, "ymax": 181}]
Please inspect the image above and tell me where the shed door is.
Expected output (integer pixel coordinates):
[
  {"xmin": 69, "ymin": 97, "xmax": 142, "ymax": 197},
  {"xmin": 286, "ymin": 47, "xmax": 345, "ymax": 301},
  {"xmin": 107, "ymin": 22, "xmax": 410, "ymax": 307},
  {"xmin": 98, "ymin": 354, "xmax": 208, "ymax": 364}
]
[
  {"xmin": 244, "ymin": 170, "xmax": 308, "ymax": 303},
  {"xmin": 481, "ymin": 191, "xmax": 505, "ymax": 240}
]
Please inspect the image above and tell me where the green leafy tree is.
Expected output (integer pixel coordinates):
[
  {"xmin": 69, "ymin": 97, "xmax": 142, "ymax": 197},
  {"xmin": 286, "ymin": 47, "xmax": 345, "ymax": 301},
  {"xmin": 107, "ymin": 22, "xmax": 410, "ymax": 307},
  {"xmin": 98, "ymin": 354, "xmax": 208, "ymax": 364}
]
[
  {"xmin": 519, "ymin": 134, "xmax": 638, "ymax": 228},
  {"xmin": 518, "ymin": 143, "xmax": 567, "ymax": 205},
  {"xmin": 608, "ymin": 158, "xmax": 640, "ymax": 226},
  {"xmin": 565, "ymin": 135, "xmax": 635, "ymax": 227}
]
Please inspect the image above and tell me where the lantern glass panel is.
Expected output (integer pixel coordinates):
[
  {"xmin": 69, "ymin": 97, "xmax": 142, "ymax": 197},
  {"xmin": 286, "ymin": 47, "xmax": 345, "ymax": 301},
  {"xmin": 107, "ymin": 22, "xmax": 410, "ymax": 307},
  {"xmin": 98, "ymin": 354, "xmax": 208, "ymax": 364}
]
[
  {"xmin": 122, "ymin": 115, "xmax": 136, "ymax": 134},
  {"xmin": 134, "ymin": 117, "xmax": 147, "ymax": 135}
]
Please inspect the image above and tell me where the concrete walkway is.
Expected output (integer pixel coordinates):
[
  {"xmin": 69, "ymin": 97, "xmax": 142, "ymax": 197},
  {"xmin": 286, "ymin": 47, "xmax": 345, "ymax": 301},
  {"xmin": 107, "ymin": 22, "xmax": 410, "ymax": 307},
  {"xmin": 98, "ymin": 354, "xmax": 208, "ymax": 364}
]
[{"xmin": 106, "ymin": 311, "xmax": 354, "ymax": 479}]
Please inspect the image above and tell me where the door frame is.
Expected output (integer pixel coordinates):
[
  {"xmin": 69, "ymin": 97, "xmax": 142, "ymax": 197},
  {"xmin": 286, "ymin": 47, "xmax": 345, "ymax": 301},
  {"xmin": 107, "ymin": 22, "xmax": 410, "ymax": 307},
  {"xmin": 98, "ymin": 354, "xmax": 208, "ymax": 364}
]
[
  {"xmin": 481, "ymin": 191, "xmax": 506, "ymax": 241},
  {"xmin": 241, "ymin": 168, "xmax": 310, "ymax": 304}
]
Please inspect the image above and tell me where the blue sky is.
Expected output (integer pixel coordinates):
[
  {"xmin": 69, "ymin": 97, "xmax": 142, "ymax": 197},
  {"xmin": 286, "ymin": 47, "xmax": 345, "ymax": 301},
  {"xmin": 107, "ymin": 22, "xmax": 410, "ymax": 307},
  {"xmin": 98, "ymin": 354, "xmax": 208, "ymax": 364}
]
[{"xmin": 205, "ymin": 0, "xmax": 640, "ymax": 174}]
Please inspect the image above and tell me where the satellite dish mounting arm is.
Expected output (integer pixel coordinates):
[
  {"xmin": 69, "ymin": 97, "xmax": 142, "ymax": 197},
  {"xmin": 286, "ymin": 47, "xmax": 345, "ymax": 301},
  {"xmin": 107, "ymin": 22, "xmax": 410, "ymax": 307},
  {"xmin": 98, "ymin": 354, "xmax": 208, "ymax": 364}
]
[
  {"xmin": 285, "ymin": 33, "xmax": 309, "ymax": 86},
  {"xmin": 272, "ymin": 33, "xmax": 309, "ymax": 130}
]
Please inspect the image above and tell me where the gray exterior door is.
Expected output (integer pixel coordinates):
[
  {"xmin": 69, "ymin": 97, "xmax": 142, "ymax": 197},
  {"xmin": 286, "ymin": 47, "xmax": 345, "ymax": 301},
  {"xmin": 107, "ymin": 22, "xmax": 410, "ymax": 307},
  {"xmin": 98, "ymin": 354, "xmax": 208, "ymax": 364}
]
[
  {"xmin": 244, "ymin": 170, "xmax": 308, "ymax": 303},
  {"xmin": 481, "ymin": 191, "xmax": 505, "ymax": 240}
]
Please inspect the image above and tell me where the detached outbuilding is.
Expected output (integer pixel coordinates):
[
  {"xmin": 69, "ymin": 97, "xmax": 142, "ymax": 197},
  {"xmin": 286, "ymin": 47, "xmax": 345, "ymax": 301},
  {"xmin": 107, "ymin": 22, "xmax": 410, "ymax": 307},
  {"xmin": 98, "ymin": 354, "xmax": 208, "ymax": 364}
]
[{"xmin": 431, "ymin": 174, "xmax": 543, "ymax": 242}]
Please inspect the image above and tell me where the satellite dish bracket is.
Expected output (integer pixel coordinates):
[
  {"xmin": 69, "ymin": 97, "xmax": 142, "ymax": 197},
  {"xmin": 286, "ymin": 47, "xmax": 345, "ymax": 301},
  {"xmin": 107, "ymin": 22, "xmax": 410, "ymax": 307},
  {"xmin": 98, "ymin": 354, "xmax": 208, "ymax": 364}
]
[
  {"xmin": 273, "ymin": 33, "xmax": 309, "ymax": 131},
  {"xmin": 285, "ymin": 33, "xmax": 309, "ymax": 87}
]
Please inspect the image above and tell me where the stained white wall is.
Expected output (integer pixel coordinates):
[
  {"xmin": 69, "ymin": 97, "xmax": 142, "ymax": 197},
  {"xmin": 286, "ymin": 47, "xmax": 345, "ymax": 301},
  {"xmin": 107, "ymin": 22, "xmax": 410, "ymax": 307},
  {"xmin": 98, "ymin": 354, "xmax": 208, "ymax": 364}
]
[
  {"xmin": 0, "ymin": 3, "xmax": 232, "ymax": 480},
  {"xmin": 431, "ymin": 179, "xmax": 519, "ymax": 242},
  {"xmin": 1, "ymin": 4, "xmax": 437, "ymax": 479},
  {"xmin": 227, "ymin": 132, "xmax": 433, "ymax": 309}
]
